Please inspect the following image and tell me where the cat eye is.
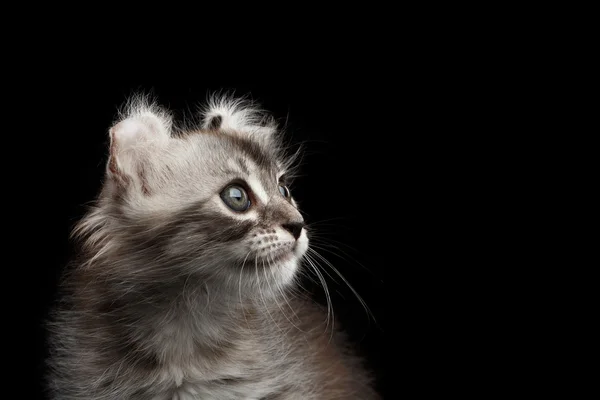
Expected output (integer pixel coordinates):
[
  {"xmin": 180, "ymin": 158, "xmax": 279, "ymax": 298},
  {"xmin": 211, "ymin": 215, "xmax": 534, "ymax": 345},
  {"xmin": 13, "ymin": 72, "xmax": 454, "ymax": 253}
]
[
  {"xmin": 278, "ymin": 185, "xmax": 291, "ymax": 199},
  {"xmin": 220, "ymin": 185, "xmax": 251, "ymax": 212}
]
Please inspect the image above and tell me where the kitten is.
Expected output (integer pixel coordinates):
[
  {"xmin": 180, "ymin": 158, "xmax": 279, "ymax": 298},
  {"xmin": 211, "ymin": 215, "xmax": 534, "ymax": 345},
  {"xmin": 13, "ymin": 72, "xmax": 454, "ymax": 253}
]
[{"xmin": 46, "ymin": 95, "xmax": 380, "ymax": 399}]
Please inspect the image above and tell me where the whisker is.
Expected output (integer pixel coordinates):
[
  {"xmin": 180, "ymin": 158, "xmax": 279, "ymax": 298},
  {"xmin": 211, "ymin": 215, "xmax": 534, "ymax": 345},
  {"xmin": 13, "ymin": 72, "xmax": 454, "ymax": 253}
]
[
  {"xmin": 307, "ymin": 238, "xmax": 381, "ymax": 279},
  {"xmin": 239, "ymin": 250, "xmax": 252, "ymax": 327},
  {"xmin": 303, "ymin": 252, "xmax": 335, "ymax": 339},
  {"xmin": 307, "ymin": 248, "xmax": 378, "ymax": 328},
  {"xmin": 266, "ymin": 252, "xmax": 304, "ymax": 332},
  {"xmin": 303, "ymin": 249, "xmax": 340, "ymax": 284},
  {"xmin": 257, "ymin": 255, "xmax": 286, "ymax": 336}
]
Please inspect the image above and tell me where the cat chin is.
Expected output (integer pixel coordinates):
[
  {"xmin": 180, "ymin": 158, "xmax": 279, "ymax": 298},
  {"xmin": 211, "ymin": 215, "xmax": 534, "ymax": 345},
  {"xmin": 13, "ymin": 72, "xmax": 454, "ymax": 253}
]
[
  {"xmin": 251, "ymin": 254, "xmax": 301, "ymax": 287},
  {"xmin": 274, "ymin": 257, "xmax": 301, "ymax": 286},
  {"xmin": 294, "ymin": 233, "xmax": 309, "ymax": 258},
  {"xmin": 277, "ymin": 235, "xmax": 308, "ymax": 285}
]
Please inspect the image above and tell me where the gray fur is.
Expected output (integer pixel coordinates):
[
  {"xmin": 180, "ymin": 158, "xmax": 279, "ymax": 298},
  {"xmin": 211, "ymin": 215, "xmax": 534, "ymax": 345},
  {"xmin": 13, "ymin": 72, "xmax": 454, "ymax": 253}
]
[{"xmin": 46, "ymin": 95, "xmax": 379, "ymax": 399}]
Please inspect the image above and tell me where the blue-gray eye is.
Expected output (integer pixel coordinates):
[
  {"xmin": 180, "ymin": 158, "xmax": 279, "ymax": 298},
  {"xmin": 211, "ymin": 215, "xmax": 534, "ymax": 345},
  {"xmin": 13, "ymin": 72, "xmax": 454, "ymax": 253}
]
[
  {"xmin": 279, "ymin": 185, "xmax": 290, "ymax": 199},
  {"xmin": 220, "ymin": 185, "xmax": 250, "ymax": 211}
]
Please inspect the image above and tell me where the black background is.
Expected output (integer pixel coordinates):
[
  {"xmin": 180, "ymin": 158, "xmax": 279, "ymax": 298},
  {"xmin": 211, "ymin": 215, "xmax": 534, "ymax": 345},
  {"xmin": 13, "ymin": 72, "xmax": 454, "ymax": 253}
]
[{"xmin": 27, "ymin": 84, "xmax": 387, "ymax": 399}]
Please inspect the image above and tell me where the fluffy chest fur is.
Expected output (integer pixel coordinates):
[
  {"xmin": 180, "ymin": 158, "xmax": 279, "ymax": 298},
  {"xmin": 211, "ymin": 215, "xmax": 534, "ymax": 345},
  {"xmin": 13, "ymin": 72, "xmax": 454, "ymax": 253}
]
[
  {"xmin": 149, "ymin": 304, "xmax": 335, "ymax": 400},
  {"xmin": 50, "ymin": 288, "xmax": 371, "ymax": 399}
]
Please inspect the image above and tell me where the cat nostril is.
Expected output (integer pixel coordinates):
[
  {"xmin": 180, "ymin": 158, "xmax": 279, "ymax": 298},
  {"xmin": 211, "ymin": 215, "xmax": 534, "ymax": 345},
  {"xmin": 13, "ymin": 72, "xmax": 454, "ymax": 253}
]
[{"xmin": 282, "ymin": 222, "xmax": 304, "ymax": 240}]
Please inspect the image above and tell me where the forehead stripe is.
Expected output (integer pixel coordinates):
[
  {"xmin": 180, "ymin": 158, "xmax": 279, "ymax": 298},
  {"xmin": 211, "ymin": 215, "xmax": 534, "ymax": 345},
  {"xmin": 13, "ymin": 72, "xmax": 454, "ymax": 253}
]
[
  {"xmin": 224, "ymin": 135, "xmax": 276, "ymax": 205},
  {"xmin": 227, "ymin": 135, "xmax": 274, "ymax": 170},
  {"xmin": 246, "ymin": 175, "xmax": 269, "ymax": 204}
]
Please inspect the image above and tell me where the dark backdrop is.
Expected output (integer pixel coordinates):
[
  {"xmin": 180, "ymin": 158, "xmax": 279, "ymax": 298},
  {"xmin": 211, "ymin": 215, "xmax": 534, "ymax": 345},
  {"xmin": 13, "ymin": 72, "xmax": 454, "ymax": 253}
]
[{"xmin": 29, "ymin": 84, "xmax": 386, "ymax": 399}]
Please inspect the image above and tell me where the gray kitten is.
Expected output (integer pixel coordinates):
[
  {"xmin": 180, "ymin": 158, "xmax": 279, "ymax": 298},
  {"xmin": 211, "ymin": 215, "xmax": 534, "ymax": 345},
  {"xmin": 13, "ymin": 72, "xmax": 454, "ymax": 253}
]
[{"xmin": 46, "ymin": 95, "xmax": 380, "ymax": 399}]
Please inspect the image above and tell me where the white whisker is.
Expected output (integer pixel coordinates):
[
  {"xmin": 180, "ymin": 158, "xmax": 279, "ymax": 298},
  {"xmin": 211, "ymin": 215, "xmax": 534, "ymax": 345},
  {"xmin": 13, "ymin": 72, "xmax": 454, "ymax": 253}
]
[
  {"xmin": 239, "ymin": 250, "xmax": 252, "ymax": 327},
  {"xmin": 307, "ymin": 247, "xmax": 377, "ymax": 326},
  {"xmin": 266, "ymin": 252, "xmax": 304, "ymax": 332},
  {"xmin": 258, "ymin": 254, "xmax": 286, "ymax": 336},
  {"xmin": 303, "ymin": 252, "xmax": 335, "ymax": 340}
]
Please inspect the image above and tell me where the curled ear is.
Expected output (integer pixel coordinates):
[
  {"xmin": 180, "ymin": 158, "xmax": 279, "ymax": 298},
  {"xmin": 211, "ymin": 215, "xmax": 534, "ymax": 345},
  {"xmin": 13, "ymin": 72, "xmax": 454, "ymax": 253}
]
[
  {"xmin": 107, "ymin": 97, "xmax": 172, "ymax": 190},
  {"xmin": 201, "ymin": 95, "xmax": 277, "ymax": 143}
]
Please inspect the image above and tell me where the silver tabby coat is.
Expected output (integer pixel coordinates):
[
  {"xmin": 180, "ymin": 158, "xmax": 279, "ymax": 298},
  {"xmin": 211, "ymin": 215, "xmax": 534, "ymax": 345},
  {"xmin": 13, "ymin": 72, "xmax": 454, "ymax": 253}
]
[{"xmin": 46, "ymin": 95, "xmax": 380, "ymax": 399}]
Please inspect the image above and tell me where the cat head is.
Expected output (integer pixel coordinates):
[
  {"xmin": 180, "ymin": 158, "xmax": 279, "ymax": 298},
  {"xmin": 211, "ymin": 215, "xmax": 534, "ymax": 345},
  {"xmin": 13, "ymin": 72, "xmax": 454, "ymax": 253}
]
[{"xmin": 78, "ymin": 95, "xmax": 308, "ymax": 298}]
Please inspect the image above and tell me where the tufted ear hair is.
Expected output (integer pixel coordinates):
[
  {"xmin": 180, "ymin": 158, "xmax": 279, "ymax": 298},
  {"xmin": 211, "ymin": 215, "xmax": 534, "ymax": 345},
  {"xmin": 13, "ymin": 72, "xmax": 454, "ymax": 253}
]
[
  {"xmin": 107, "ymin": 96, "xmax": 172, "ymax": 190},
  {"xmin": 201, "ymin": 95, "xmax": 277, "ymax": 143}
]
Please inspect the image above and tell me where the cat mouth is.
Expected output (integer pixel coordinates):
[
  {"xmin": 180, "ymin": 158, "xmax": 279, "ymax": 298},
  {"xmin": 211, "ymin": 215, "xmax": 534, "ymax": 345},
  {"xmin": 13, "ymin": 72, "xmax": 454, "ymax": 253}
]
[
  {"xmin": 266, "ymin": 250, "xmax": 294, "ymax": 264},
  {"xmin": 241, "ymin": 249, "xmax": 294, "ymax": 267}
]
